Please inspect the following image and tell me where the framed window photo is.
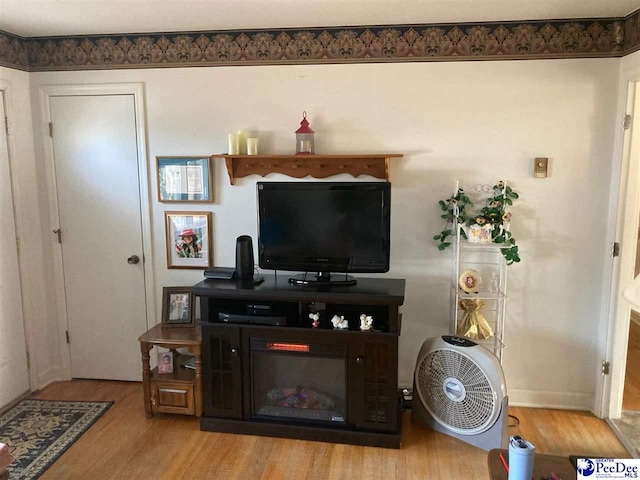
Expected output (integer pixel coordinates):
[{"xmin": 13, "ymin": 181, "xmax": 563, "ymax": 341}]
[
  {"xmin": 165, "ymin": 211, "xmax": 212, "ymax": 269},
  {"xmin": 157, "ymin": 156, "xmax": 213, "ymax": 202},
  {"xmin": 157, "ymin": 351, "xmax": 174, "ymax": 374},
  {"xmin": 161, "ymin": 286, "xmax": 196, "ymax": 328}
]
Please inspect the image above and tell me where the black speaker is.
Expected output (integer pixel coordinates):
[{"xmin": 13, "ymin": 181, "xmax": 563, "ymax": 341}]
[{"xmin": 235, "ymin": 235, "xmax": 254, "ymax": 280}]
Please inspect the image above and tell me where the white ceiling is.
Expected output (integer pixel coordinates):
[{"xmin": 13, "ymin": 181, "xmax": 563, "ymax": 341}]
[{"xmin": 1, "ymin": 0, "xmax": 638, "ymax": 38}]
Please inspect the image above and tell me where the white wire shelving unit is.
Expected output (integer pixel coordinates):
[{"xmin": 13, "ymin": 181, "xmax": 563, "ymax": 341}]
[{"xmin": 450, "ymin": 182, "xmax": 508, "ymax": 363}]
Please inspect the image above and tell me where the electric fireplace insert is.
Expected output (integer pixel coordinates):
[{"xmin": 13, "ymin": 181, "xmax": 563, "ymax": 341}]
[{"xmin": 250, "ymin": 338, "xmax": 347, "ymax": 425}]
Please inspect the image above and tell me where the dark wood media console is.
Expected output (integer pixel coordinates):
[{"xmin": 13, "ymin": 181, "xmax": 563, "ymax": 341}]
[{"xmin": 192, "ymin": 275, "xmax": 405, "ymax": 448}]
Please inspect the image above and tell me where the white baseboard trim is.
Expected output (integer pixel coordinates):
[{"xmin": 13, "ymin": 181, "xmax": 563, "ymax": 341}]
[
  {"xmin": 508, "ymin": 388, "xmax": 594, "ymax": 411},
  {"xmin": 36, "ymin": 365, "xmax": 68, "ymax": 391},
  {"xmin": 0, "ymin": 390, "xmax": 30, "ymax": 414}
]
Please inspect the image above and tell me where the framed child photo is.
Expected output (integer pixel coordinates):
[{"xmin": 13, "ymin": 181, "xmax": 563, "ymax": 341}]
[
  {"xmin": 157, "ymin": 156, "xmax": 213, "ymax": 203},
  {"xmin": 157, "ymin": 351, "xmax": 174, "ymax": 374},
  {"xmin": 165, "ymin": 211, "xmax": 212, "ymax": 269},
  {"xmin": 161, "ymin": 286, "xmax": 196, "ymax": 328}
]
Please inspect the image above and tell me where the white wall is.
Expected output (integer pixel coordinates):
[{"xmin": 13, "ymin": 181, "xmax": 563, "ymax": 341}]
[{"xmin": 27, "ymin": 57, "xmax": 620, "ymax": 408}]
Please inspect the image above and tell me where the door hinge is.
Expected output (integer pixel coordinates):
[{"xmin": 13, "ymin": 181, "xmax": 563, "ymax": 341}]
[
  {"xmin": 4, "ymin": 116, "xmax": 8, "ymax": 136},
  {"xmin": 612, "ymin": 242, "xmax": 620, "ymax": 257},
  {"xmin": 65, "ymin": 330, "xmax": 70, "ymax": 344},
  {"xmin": 48, "ymin": 122, "xmax": 53, "ymax": 137},
  {"xmin": 602, "ymin": 360, "xmax": 610, "ymax": 375},
  {"xmin": 623, "ymin": 114, "xmax": 632, "ymax": 130},
  {"xmin": 26, "ymin": 351, "xmax": 30, "ymax": 369},
  {"xmin": 15, "ymin": 237, "xmax": 19, "ymax": 256}
]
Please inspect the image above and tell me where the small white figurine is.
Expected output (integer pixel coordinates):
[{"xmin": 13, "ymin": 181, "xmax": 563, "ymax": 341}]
[
  {"xmin": 359, "ymin": 314, "xmax": 374, "ymax": 332},
  {"xmin": 309, "ymin": 312, "xmax": 320, "ymax": 328},
  {"xmin": 331, "ymin": 315, "xmax": 348, "ymax": 330}
]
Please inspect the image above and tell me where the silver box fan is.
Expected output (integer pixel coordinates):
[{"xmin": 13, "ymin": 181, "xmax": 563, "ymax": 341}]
[{"xmin": 411, "ymin": 335, "xmax": 508, "ymax": 450}]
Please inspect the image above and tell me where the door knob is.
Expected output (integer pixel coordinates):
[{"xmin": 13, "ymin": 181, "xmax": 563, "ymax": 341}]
[{"xmin": 127, "ymin": 255, "xmax": 140, "ymax": 265}]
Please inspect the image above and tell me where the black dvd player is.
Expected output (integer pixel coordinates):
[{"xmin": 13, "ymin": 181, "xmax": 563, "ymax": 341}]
[
  {"xmin": 204, "ymin": 267, "xmax": 236, "ymax": 280},
  {"xmin": 218, "ymin": 312, "xmax": 285, "ymax": 326}
]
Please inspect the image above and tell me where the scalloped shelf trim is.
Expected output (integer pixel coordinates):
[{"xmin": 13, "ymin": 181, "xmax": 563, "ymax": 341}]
[{"xmin": 214, "ymin": 154, "xmax": 403, "ymax": 184}]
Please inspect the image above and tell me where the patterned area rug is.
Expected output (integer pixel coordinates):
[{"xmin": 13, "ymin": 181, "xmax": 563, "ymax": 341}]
[
  {"xmin": 0, "ymin": 399, "xmax": 112, "ymax": 479},
  {"xmin": 610, "ymin": 411, "xmax": 640, "ymax": 459}
]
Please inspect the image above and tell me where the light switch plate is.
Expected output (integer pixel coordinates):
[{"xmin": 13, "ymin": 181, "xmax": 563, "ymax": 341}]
[{"xmin": 534, "ymin": 157, "xmax": 548, "ymax": 178}]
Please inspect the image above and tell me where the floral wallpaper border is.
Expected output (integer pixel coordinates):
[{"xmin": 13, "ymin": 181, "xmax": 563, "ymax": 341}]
[
  {"xmin": 0, "ymin": 30, "xmax": 28, "ymax": 70},
  {"xmin": 626, "ymin": 8, "xmax": 640, "ymax": 54},
  {"xmin": 1, "ymin": 9, "xmax": 639, "ymax": 72}
]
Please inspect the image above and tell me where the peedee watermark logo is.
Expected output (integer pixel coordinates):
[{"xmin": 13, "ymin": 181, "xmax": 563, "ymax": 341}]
[{"xmin": 577, "ymin": 459, "xmax": 640, "ymax": 479}]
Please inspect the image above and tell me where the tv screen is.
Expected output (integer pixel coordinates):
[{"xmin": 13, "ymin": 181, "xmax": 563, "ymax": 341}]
[{"xmin": 257, "ymin": 181, "xmax": 391, "ymax": 285}]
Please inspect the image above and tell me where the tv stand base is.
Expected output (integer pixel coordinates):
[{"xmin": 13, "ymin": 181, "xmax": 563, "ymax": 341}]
[
  {"xmin": 193, "ymin": 276, "xmax": 406, "ymax": 449},
  {"xmin": 199, "ymin": 416, "xmax": 401, "ymax": 449}
]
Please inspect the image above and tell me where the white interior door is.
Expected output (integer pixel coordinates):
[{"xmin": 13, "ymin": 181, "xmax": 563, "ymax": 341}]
[
  {"xmin": 605, "ymin": 80, "xmax": 640, "ymax": 418},
  {"xmin": 50, "ymin": 94, "xmax": 147, "ymax": 381},
  {"xmin": 0, "ymin": 90, "xmax": 29, "ymax": 407}
]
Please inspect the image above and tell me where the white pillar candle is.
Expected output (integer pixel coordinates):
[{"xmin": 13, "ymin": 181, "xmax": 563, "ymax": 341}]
[
  {"xmin": 247, "ymin": 138, "xmax": 259, "ymax": 155},
  {"xmin": 228, "ymin": 133, "xmax": 240, "ymax": 155},
  {"xmin": 298, "ymin": 139, "xmax": 311, "ymax": 153},
  {"xmin": 237, "ymin": 130, "xmax": 248, "ymax": 155}
]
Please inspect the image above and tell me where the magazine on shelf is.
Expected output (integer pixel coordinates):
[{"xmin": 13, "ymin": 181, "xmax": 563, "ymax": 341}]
[{"xmin": 182, "ymin": 356, "xmax": 196, "ymax": 370}]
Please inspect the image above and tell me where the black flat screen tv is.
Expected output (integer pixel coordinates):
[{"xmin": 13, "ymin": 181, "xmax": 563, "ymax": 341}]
[{"xmin": 257, "ymin": 181, "xmax": 391, "ymax": 286}]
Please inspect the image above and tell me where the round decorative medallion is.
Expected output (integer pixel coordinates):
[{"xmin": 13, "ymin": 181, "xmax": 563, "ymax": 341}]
[{"xmin": 459, "ymin": 269, "xmax": 482, "ymax": 293}]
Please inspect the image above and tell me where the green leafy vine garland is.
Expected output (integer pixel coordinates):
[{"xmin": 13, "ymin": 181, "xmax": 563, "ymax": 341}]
[{"xmin": 434, "ymin": 181, "xmax": 521, "ymax": 265}]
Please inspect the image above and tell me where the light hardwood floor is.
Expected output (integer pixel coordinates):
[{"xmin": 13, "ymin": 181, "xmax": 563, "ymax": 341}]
[
  {"xmin": 623, "ymin": 319, "xmax": 640, "ymax": 410},
  {"xmin": 30, "ymin": 380, "xmax": 628, "ymax": 480}
]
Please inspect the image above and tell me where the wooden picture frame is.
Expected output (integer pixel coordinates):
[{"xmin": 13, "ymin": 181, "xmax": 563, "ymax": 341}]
[
  {"xmin": 157, "ymin": 156, "xmax": 213, "ymax": 202},
  {"xmin": 161, "ymin": 286, "xmax": 195, "ymax": 328},
  {"xmin": 165, "ymin": 211, "xmax": 212, "ymax": 269}
]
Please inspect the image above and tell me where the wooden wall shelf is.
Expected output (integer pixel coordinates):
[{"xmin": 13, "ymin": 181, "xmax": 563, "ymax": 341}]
[{"xmin": 213, "ymin": 154, "xmax": 403, "ymax": 185}]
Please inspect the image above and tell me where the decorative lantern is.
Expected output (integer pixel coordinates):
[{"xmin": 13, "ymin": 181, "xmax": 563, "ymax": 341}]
[{"xmin": 295, "ymin": 111, "xmax": 315, "ymax": 154}]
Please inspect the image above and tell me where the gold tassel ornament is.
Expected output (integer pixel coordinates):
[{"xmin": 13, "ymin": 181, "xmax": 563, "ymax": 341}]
[{"xmin": 457, "ymin": 298, "xmax": 493, "ymax": 340}]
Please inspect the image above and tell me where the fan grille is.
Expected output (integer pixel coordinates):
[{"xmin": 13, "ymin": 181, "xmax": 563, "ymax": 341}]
[{"xmin": 416, "ymin": 348, "xmax": 497, "ymax": 433}]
